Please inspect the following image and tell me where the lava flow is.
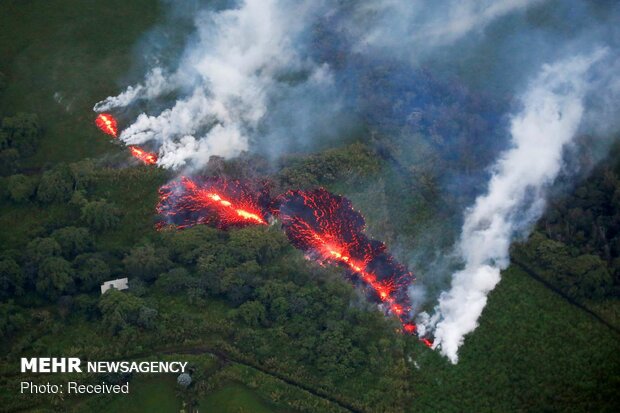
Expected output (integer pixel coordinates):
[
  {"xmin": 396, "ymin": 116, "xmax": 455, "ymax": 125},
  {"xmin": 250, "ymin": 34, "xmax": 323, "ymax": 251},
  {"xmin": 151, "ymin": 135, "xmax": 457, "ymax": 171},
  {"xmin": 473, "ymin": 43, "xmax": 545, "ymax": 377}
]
[
  {"xmin": 128, "ymin": 146, "xmax": 158, "ymax": 165},
  {"xmin": 95, "ymin": 113, "xmax": 118, "ymax": 137},
  {"xmin": 94, "ymin": 113, "xmax": 158, "ymax": 165},
  {"xmin": 93, "ymin": 111, "xmax": 422, "ymax": 336},
  {"xmin": 276, "ymin": 188, "xmax": 415, "ymax": 326},
  {"xmin": 156, "ymin": 180, "xmax": 425, "ymax": 339},
  {"xmin": 157, "ymin": 176, "xmax": 269, "ymax": 229}
]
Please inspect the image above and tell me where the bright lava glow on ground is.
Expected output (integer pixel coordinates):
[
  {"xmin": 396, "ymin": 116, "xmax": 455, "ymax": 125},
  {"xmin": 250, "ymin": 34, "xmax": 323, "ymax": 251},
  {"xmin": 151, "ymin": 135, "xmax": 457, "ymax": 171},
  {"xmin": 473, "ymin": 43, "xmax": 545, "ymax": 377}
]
[
  {"xmin": 95, "ymin": 113, "xmax": 118, "ymax": 137},
  {"xmin": 277, "ymin": 188, "xmax": 420, "ymax": 334},
  {"xmin": 128, "ymin": 146, "xmax": 158, "ymax": 165},
  {"xmin": 93, "ymin": 115, "xmax": 428, "ymax": 342},
  {"xmin": 94, "ymin": 114, "xmax": 158, "ymax": 165},
  {"xmin": 157, "ymin": 177, "xmax": 269, "ymax": 229},
  {"xmin": 182, "ymin": 178, "xmax": 267, "ymax": 225}
]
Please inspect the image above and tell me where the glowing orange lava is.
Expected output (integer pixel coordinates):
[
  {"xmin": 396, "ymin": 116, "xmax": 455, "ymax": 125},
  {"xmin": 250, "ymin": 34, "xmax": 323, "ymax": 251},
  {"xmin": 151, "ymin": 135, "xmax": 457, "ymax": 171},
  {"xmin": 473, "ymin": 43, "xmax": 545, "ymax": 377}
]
[
  {"xmin": 157, "ymin": 181, "xmax": 430, "ymax": 343},
  {"xmin": 199, "ymin": 191, "xmax": 266, "ymax": 225},
  {"xmin": 128, "ymin": 146, "xmax": 158, "ymax": 165},
  {"xmin": 157, "ymin": 177, "xmax": 269, "ymax": 229},
  {"xmin": 308, "ymin": 229, "xmax": 405, "ymax": 316},
  {"xmin": 176, "ymin": 177, "xmax": 266, "ymax": 225},
  {"xmin": 403, "ymin": 323, "xmax": 416, "ymax": 334},
  {"xmin": 278, "ymin": 188, "xmax": 415, "ymax": 326},
  {"xmin": 95, "ymin": 113, "xmax": 118, "ymax": 137}
]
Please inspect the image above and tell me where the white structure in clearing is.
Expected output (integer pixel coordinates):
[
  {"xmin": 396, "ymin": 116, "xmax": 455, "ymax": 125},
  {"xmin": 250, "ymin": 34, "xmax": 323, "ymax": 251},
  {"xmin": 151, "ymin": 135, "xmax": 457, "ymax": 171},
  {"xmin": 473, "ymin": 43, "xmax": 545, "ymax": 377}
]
[{"xmin": 100, "ymin": 278, "xmax": 129, "ymax": 294}]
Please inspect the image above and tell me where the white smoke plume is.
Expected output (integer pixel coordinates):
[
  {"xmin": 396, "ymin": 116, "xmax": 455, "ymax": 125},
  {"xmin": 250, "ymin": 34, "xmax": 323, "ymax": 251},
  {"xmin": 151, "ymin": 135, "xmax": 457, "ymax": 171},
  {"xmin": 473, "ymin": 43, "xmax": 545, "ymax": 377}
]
[
  {"xmin": 94, "ymin": 0, "xmax": 619, "ymax": 359},
  {"xmin": 94, "ymin": 0, "xmax": 540, "ymax": 170},
  {"xmin": 345, "ymin": 0, "xmax": 542, "ymax": 56},
  {"xmin": 93, "ymin": 67, "xmax": 171, "ymax": 112},
  {"xmin": 94, "ymin": 0, "xmax": 330, "ymax": 169},
  {"xmin": 419, "ymin": 49, "xmax": 608, "ymax": 363}
]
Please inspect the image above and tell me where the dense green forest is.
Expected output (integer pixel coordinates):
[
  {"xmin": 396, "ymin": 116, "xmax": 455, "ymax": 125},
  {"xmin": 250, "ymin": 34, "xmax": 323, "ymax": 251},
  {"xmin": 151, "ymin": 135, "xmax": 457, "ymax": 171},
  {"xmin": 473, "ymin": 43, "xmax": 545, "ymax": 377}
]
[
  {"xmin": 1, "ymin": 114, "xmax": 618, "ymax": 411},
  {"xmin": 512, "ymin": 143, "xmax": 620, "ymax": 329},
  {"xmin": 1, "ymin": 1, "xmax": 619, "ymax": 412}
]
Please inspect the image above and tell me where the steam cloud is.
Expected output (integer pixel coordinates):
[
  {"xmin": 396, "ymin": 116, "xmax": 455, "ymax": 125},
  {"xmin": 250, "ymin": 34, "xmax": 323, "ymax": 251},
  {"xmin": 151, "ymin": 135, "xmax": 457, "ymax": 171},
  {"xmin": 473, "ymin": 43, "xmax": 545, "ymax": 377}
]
[
  {"xmin": 342, "ymin": 0, "xmax": 542, "ymax": 57},
  {"xmin": 95, "ymin": 0, "xmax": 620, "ymax": 362},
  {"xmin": 420, "ymin": 49, "xmax": 608, "ymax": 363},
  {"xmin": 95, "ymin": 0, "xmax": 332, "ymax": 169},
  {"xmin": 94, "ymin": 0, "xmax": 536, "ymax": 169}
]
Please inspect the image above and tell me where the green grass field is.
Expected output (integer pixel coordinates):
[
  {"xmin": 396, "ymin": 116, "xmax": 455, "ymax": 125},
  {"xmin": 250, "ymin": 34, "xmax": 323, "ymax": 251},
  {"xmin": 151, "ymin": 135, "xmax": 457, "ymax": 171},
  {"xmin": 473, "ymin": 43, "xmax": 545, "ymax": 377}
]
[
  {"xmin": 73, "ymin": 379, "xmax": 281, "ymax": 413},
  {"xmin": 3, "ymin": 264, "xmax": 616, "ymax": 412},
  {"xmin": 0, "ymin": 0, "xmax": 160, "ymax": 166},
  {"xmin": 410, "ymin": 266, "xmax": 620, "ymax": 412},
  {"xmin": 0, "ymin": 0, "xmax": 173, "ymax": 251},
  {"xmin": 77, "ymin": 376, "xmax": 180, "ymax": 413},
  {"xmin": 198, "ymin": 385, "xmax": 278, "ymax": 413},
  {"xmin": 74, "ymin": 376, "xmax": 279, "ymax": 413}
]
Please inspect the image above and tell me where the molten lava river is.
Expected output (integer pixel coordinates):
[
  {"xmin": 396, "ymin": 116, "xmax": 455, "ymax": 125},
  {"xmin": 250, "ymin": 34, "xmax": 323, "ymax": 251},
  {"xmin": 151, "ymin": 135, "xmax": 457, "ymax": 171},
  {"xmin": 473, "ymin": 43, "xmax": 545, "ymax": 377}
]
[{"xmin": 94, "ymin": 113, "xmax": 426, "ymax": 341}]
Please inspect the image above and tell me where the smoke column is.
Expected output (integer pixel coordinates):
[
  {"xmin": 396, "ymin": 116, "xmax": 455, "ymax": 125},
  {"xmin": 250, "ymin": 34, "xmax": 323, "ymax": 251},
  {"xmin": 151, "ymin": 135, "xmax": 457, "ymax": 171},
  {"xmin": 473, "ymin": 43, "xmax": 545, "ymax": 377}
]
[
  {"xmin": 94, "ymin": 0, "xmax": 536, "ymax": 170},
  {"xmin": 94, "ymin": 0, "xmax": 334, "ymax": 169},
  {"xmin": 93, "ymin": 0, "xmax": 620, "ymax": 361},
  {"xmin": 340, "ymin": 0, "xmax": 542, "ymax": 58},
  {"xmin": 420, "ymin": 49, "xmax": 608, "ymax": 363}
]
